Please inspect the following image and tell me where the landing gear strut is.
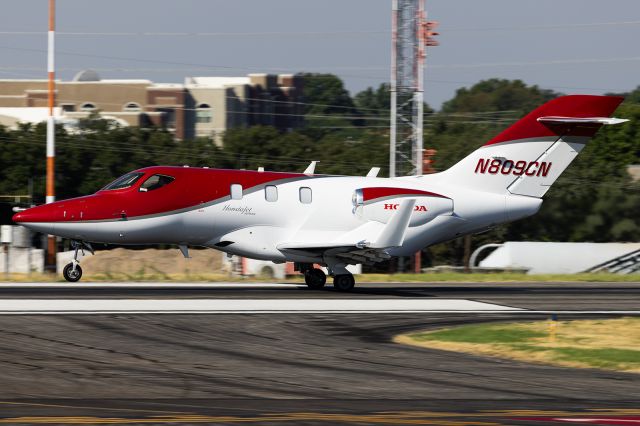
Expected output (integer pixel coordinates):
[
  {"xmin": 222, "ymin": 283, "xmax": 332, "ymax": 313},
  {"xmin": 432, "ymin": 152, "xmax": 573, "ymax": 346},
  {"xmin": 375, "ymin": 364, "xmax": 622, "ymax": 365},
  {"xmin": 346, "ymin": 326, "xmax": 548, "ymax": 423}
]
[
  {"xmin": 62, "ymin": 241, "xmax": 93, "ymax": 283},
  {"xmin": 304, "ymin": 268, "xmax": 326, "ymax": 289}
]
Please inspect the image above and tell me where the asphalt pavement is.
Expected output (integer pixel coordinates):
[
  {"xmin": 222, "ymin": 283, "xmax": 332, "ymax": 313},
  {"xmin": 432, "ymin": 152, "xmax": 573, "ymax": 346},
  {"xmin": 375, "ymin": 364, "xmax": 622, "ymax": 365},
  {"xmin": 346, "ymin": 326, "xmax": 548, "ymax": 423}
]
[{"xmin": 0, "ymin": 281, "xmax": 637, "ymax": 425}]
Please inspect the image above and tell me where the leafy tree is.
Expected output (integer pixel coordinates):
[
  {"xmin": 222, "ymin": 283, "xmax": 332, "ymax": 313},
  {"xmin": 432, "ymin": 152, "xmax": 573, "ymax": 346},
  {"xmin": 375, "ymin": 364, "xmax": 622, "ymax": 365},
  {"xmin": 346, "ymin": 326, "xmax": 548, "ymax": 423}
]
[
  {"xmin": 1, "ymin": 75, "xmax": 638, "ymax": 269},
  {"xmin": 298, "ymin": 73, "xmax": 363, "ymax": 138},
  {"xmin": 441, "ymin": 78, "xmax": 557, "ymax": 115}
]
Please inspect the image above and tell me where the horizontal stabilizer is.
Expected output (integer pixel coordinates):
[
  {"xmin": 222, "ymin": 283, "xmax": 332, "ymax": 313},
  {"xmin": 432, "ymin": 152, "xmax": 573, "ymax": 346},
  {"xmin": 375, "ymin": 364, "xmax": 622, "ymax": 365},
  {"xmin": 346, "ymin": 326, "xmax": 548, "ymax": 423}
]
[{"xmin": 538, "ymin": 116, "xmax": 629, "ymax": 125}]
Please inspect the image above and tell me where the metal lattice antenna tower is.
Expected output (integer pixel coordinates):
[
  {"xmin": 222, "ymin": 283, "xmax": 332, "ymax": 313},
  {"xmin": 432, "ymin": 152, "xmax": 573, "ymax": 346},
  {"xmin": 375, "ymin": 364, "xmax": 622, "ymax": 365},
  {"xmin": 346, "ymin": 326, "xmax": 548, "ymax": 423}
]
[{"xmin": 389, "ymin": 0, "xmax": 438, "ymax": 177}]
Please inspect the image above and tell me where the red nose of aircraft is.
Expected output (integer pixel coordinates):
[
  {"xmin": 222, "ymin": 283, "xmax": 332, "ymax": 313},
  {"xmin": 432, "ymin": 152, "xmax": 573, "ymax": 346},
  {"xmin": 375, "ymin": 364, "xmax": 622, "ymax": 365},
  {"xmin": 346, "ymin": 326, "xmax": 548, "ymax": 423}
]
[
  {"xmin": 13, "ymin": 203, "xmax": 56, "ymax": 224},
  {"xmin": 12, "ymin": 203, "xmax": 60, "ymax": 234}
]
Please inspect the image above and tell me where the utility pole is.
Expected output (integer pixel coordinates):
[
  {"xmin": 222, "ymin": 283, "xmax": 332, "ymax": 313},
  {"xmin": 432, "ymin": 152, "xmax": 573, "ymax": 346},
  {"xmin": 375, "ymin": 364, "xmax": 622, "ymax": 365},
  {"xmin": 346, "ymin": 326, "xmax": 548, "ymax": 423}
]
[{"xmin": 46, "ymin": 0, "xmax": 56, "ymax": 270}]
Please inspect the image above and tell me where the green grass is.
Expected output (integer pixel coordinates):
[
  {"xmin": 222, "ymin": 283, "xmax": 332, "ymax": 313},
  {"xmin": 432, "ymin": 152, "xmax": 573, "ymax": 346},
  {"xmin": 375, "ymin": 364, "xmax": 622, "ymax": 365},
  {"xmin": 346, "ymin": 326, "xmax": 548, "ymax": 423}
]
[
  {"xmin": 552, "ymin": 347, "xmax": 640, "ymax": 370},
  {"xmin": 357, "ymin": 272, "xmax": 640, "ymax": 283},
  {"xmin": 412, "ymin": 324, "xmax": 546, "ymax": 344},
  {"xmin": 400, "ymin": 319, "xmax": 640, "ymax": 373}
]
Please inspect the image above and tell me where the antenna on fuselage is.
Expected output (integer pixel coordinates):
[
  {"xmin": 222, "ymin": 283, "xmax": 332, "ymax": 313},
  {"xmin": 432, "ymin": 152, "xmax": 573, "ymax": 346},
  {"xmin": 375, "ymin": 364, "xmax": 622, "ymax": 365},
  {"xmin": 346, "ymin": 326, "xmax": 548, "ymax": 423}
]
[
  {"xmin": 366, "ymin": 167, "xmax": 381, "ymax": 177},
  {"xmin": 303, "ymin": 161, "xmax": 319, "ymax": 175}
]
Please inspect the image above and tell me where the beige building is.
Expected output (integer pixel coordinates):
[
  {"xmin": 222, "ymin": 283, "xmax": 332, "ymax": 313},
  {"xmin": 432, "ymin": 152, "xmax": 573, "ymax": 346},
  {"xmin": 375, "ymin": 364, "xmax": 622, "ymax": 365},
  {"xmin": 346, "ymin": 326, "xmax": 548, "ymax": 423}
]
[{"xmin": 0, "ymin": 71, "xmax": 304, "ymax": 144}]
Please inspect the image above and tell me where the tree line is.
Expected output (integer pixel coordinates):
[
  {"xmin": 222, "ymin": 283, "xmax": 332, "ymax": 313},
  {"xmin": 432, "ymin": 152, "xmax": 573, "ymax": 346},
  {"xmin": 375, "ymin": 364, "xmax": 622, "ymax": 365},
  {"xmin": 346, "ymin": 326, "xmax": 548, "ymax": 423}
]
[{"xmin": 0, "ymin": 75, "xmax": 638, "ymax": 266}]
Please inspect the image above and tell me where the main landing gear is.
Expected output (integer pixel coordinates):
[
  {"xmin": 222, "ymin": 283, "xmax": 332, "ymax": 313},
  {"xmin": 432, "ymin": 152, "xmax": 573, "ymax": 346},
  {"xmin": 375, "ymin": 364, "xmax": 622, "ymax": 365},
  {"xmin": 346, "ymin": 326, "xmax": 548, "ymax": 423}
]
[
  {"xmin": 332, "ymin": 274, "xmax": 355, "ymax": 292},
  {"xmin": 304, "ymin": 268, "xmax": 326, "ymax": 289},
  {"xmin": 298, "ymin": 263, "xmax": 355, "ymax": 292},
  {"xmin": 63, "ymin": 240, "xmax": 94, "ymax": 283}
]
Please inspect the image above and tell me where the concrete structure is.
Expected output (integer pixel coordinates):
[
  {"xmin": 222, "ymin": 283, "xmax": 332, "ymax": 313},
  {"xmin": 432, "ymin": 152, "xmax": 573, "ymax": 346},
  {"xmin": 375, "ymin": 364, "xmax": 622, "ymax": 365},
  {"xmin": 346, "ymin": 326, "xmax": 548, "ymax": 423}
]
[
  {"xmin": 0, "ymin": 248, "xmax": 44, "ymax": 274},
  {"xmin": 0, "ymin": 226, "xmax": 44, "ymax": 273},
  {"xmin": 0, "ymin": 72, "xmax": 303, "ymax": 144},
  {"xmin": 478, "ymin": 241, "xmax": 640, "ymax": 274}
]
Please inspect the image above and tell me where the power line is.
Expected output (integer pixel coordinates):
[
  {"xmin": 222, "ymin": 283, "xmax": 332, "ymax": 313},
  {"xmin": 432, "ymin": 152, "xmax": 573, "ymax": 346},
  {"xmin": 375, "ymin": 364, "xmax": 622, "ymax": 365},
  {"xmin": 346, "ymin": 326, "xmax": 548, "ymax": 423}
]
[
  {"xmin": 0, "ymin": 30, "xmax": 389, "ymax": 37},
  {"xmin": 0, "ymin": 134, "xmax": 383, "ymax": 171},
  {"xmin": 444, "ymin": 20, "xmax": 640, "ymax": 32},
  {"xmin": 3, "ymin": 42, "xmax": 640, "ymax": 81},
  {"xmin": 2, "ymin": 20, "xmax": 640, "ymax": 37}
]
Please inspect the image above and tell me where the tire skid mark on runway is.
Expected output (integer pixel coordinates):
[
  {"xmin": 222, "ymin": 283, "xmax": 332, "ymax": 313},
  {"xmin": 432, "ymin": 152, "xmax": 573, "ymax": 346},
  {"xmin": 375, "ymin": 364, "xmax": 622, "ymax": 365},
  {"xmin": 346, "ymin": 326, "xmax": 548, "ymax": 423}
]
[
  {"xmin": 71, "ymin": 315, "xmax": 568, "ymax": 400},
  {"xmin": 0, "ymin": 312, "xmax": 638, "ymax": 404}
]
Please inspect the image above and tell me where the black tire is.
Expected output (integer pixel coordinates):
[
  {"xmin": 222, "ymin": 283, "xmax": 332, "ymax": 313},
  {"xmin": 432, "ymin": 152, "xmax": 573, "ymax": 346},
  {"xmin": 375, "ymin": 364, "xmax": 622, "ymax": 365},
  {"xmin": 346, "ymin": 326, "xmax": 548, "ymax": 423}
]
[
  {"xmin": 304, "ymin": 268, "xmax": 326, "ymax": 289},
  {"xmin": 63, "ymin": 263, "xmax": 82, "ymax": 282},
  {"xmin": 333, "ymin": 274, "xmax": 355, "ymax": 292}
]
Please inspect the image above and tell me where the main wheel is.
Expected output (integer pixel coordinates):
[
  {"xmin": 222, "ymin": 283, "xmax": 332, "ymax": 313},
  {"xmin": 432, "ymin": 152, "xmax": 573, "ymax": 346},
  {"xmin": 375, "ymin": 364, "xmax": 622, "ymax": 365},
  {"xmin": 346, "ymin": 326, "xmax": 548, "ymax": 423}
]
[
  {"xmin": 304, "ymin": 268, "xmax": 326, "ymax": 289},
  {"xmin": 63, "ymin": 263, "xmax": 83, "ymax": 282},
  {"xmin": 333, "ymin": 274, "xmax": 355, "ymax": 292}
]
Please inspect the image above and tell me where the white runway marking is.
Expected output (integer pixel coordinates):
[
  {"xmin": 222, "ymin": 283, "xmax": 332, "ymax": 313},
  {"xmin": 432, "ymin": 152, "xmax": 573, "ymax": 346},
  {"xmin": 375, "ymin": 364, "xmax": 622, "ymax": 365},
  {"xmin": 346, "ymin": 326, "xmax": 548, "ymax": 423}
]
[
  {"xmin": 0, "ymin": 298, "xmax": 521, "ymax": 314},
  {"xmin": 0, "ymin": 282, "xmax": 305, "ymax": 289}
]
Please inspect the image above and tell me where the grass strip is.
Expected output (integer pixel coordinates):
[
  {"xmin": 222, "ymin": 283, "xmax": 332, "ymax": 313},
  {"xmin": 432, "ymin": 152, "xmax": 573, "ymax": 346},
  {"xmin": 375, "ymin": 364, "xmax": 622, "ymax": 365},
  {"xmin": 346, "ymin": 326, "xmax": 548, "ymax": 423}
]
[{"xmin": 396, "ymin": 318, "xmax": 640, "ymax": 373}]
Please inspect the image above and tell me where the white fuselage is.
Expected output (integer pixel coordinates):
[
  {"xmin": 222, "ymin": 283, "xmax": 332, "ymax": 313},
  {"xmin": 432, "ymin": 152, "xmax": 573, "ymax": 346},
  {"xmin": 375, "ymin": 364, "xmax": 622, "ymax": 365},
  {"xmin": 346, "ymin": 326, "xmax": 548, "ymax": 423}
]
[{"xmin": 40, "ymin": 173, "xmax": 541, "ymax": 265}]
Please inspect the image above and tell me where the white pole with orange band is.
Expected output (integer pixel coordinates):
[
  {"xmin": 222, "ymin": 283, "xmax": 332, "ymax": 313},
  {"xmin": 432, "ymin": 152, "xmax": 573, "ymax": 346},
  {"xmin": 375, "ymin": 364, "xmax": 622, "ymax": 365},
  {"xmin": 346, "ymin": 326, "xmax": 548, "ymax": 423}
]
[{"xmin": 46, "ymin": 0, "xmax": 56, "ymax": 268}]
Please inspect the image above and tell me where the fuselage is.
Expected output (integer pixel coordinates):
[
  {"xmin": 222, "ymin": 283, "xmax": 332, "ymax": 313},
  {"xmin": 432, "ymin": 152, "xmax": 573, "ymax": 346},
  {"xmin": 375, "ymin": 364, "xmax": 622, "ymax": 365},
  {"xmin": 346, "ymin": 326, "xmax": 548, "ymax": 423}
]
[{"xmin": 13, "ymin": 165, "xmax": 541, "ymax": 264}]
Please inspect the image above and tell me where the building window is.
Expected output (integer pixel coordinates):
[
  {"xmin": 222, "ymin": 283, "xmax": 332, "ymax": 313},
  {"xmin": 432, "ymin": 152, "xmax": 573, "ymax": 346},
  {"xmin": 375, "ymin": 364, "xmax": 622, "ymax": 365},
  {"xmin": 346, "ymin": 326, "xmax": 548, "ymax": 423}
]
[
  {"xmin": 230, "ymin": 184, "xmax": 243, "ymax": 200},
  {"xmin": 196, "ymin": 103, "xmax": 212, "ymax": 123},
  {"xmin": 80, "ymin": 102, "xmax": 96, "ymax": 112},
  {"xmin": 123, "ymin": 102, "xmax": 142, "ymax": 112},
  {"xmin": 157, "ymin": 108, "xmax": 176, "ymax": 130},
  {"xmin": 299, "ymin": 187, "xmax": 312, "ymax": 204},
  {"xmin": 265, "ymin": 185, "xmax": 278, "ymax": 202},
  {"xmin": 60, "ymin": 104, "xmax": 75, "ymax": 112}
]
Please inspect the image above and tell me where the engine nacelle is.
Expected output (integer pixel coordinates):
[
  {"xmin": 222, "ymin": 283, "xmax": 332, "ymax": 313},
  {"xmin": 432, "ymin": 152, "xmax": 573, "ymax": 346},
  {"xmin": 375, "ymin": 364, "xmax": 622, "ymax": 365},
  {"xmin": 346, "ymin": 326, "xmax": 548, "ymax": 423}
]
[{"xmin": 352, "ymin": 188, "xmax": 454, "ymax": 227}]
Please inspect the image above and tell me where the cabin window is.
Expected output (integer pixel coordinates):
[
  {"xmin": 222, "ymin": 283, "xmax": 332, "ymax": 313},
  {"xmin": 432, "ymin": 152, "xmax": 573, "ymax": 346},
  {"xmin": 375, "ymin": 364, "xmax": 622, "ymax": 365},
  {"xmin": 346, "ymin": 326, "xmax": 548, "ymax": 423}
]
[
  {"xmin": 102, "ymin": 172, "xmax": 144, "ymax": 190},
  {"xmin": 230, "ymin": 184, "xmax": 243, "ymax": 200},
  {"xmin": 265, "ymin": 185, "xmax": 278, "ymax": 202},
  {"xmin": 139, "ymin": 174, "xmax": 175, "ymax": 192},
  {"xmin": 299, "ymin": 187, "xmax": 312, "ymax": 204}
]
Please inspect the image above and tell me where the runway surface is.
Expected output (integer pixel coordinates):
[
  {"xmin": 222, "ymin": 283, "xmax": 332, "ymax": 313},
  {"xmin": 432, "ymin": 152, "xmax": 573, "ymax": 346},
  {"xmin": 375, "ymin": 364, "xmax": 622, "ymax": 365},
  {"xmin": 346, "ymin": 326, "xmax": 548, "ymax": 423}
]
[{"xmin": 0, "ymin": 281, "xmax": 638, "ymax": 425}]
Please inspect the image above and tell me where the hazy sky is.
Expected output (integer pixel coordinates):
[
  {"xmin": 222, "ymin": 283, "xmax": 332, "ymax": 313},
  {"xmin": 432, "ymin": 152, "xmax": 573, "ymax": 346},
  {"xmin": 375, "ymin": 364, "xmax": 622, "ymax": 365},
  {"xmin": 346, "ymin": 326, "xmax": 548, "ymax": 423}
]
[{"xmin": 1, "ymin": 0, "xmax": 639, "ymax": 108}]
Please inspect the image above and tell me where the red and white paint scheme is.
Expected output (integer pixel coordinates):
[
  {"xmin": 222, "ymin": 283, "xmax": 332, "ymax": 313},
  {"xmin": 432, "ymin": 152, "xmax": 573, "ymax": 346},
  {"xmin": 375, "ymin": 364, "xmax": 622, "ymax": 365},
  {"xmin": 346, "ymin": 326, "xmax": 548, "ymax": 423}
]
[{"xmin": 13, "ymin": 95, "xmax": 628, "ymax": 289}]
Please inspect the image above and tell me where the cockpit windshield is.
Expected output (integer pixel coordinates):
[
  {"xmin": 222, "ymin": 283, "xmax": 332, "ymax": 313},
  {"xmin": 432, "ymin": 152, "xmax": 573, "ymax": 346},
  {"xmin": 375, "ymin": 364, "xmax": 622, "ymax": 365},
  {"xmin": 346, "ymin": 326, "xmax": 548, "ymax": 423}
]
[
  {"xmin": 139, "ymin": 174, "xmax": 175, "ymax": 192},
  {"xmin": 102, "ymin": 172, "xmax": 144, "ymax": 191}
]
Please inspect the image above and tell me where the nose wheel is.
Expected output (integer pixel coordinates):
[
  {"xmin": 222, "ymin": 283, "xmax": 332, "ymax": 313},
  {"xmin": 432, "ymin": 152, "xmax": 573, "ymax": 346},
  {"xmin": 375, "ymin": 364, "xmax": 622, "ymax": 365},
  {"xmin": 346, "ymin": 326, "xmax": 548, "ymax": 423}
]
[
  {"xmin": 63, "ymin": 240, "xmax": 93, "ymax": 283},
  {"xmin": 63, "ymin": 263, "xmax": 82, "ymax": 282}
]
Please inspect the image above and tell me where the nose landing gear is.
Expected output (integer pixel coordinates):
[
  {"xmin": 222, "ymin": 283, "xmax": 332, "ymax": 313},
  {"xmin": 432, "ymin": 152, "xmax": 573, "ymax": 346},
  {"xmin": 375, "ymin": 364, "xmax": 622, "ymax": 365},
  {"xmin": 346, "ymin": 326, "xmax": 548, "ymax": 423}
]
[
  {"xmin": 62, "ymin": 241, "xmax": 94, "ymax": 283},
  {"xmin": 63, "ymin": 263, "xmax": 82, "ymax": 282}
]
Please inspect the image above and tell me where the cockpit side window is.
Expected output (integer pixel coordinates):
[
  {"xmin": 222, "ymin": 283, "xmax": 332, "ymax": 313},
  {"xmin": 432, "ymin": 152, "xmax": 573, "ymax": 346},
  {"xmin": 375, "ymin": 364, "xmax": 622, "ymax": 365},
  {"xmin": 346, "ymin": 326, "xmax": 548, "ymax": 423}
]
[
  {"xmin": 139, "ymin": 174, "xmax": 175, "ymax": 192},
  {"xmin": 102, "ymin": 172, "xmax": 144, "ymax": 190}
]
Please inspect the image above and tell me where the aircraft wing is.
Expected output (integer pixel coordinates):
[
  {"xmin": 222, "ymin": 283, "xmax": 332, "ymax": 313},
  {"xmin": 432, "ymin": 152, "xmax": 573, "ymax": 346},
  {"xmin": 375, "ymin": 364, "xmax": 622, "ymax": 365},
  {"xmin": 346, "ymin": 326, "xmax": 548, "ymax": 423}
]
[
  {"xmin": 277, "ymin": 199, "xmax": 416, "ymax": 265},
  {"xmin": 277, "ymin": 243, "xmax": 392, "ymax": 265}
]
